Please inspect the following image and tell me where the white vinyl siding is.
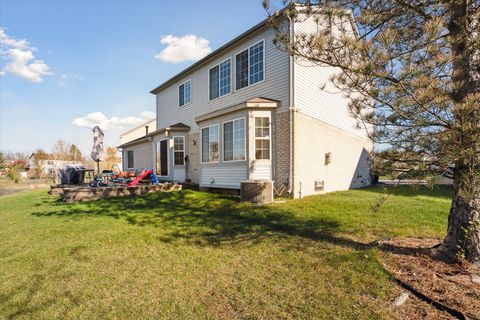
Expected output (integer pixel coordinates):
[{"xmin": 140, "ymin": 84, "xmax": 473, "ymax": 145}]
[
  {"xmin": 223, "ymin": 118, "xmax": 246, "ymax": 161},
  {"xmin": 293, "ymin": 14, "xmax": 371, "ymax": 139},
  {"xmin": 178, "ymin": 79, "xmax": 191, "ymax": 107},
  {"xmin": 235, "ymin": 40, "xmax": 264, "ymax": 90},
  {"xmin": 123, "ymin": 142, "xmax": 154, "ymax": 172},
  {"xmin": 201, "ymin": 124, "xmax": 219, "ymax": 163},
  {"xmin": 200, "ymin": 165, "xmax": 247, "ymax": 189},
  {"xmin": 155, "ymin": 25, "xmax": 290, "ymax": 133}
]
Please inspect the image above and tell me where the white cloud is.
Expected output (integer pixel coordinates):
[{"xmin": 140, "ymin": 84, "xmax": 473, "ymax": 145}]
[
  {"xmin": 72, "ymin": 111, "xmax": 154, "ymax": 130},
  {"xmin": 59, "ymin": 73, "xmax": 84, "ymax": 85},
  {"xmin": 154, "ymin": 34, "xmax": 212, "ymax": 63},
  {"xmin": 139, "ymin": 110, "xmax": 155, "ymax": 119},
  {"xmin": 0, "ymin": 27, "xmax": 51, "ymax": 83},
  {"xmin": 0, "ymin": 28, "xmax": 29, "ymax": 49}
]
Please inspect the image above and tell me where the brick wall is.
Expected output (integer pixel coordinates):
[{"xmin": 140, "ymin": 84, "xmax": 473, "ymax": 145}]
[{"xmin": 273, "ymin": 111, "xmax": 291, "ymax": 195}]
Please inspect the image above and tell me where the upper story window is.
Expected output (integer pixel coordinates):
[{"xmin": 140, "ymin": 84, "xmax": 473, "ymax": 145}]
[
  {"xmin": 201, "ymin": 124, "xmax": 219, "ymax": 163},
  {"xmin": 178, "ymin": 79, "xmax": 191, "ymax": 107},
  {"xmin": 235, "ymin": 40, "xmax": 264, "ymax": 90},
  {"xmin": 224, "ymin": 118, "xmax": 246, "ymax": 161},
  {"xmin": 209, "ymin": 59, "xmax": 231, "ymax": 100}
]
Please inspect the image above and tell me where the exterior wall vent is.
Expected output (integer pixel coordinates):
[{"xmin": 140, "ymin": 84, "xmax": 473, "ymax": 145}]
[
  {"xmin": 315, "ymin": 180, "xmax": 324, "ymax": 191},
  {"xmin": 324, "ymin": 152, "xmax": 332, "ymax": 165}
]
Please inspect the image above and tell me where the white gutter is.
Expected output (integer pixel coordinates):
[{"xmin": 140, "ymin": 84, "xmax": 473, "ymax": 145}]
[{"xmin": 288, "ymin": 15, "xmax": 295, "ymax": 195}]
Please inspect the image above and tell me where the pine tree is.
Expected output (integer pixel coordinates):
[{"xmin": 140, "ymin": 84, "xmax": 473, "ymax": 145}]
[
  {"xmin": 267, "ymin": 0, "xmax": 480, "ymax": 265},
  {"xmin": 69, "ymin": 144, "xmax": 83, "ymax": 162}
]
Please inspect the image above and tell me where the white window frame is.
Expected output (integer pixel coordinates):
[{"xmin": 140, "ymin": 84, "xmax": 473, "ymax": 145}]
[
  {"xmin": 254, "ymin": 116, "xmax": 271, "ymax": 161},
  {"xmin": 208, "ymin": 58, "xmax": 232, "ymax": 101},
  {"xmin": 234, "ymin": 39, "xmax": 265, "ymax": 92},
  {"xmin": 173, "ymin": 136, "xmax": 185, "ymax": 166},
  {"xmin": 222, "ymin": 117, "xmax": 246, "ymax": 162},
  {"xmin": 126, "ymin": 150, "xmax": 134, "ymax": 169},
  {"xmin": 200, "ymin": 124, "xmax": 220, "ymax": 164},
  {"xmin": 178, "ymin": 79, "xmax": 191, "ymax": 107}
]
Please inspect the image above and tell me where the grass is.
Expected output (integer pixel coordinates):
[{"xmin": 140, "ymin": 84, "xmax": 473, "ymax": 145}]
[{"xmin": 0, "ymin": 185, "xmax": 452, "ymax": 319}]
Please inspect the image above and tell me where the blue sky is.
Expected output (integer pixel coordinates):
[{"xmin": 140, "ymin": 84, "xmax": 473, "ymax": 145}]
[{"xmin": 0, "ymin": 0, "xmax": 284, "ymax": 155}]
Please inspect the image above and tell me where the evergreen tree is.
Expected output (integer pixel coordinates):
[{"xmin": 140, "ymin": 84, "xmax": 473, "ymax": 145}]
[{"xmin": 267, "ymin": 0, "xmax": 480, "ymax": 265}]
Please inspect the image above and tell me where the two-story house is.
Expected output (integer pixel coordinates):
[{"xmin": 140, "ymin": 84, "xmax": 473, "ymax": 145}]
[{"xmin": 118, "ymin": 7, "xmax": 373, "ymax": 198}]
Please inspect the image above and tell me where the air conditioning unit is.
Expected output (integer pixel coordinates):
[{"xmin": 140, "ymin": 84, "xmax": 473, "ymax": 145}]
[
  {"xmin": 240, "ymin": 180, "xmax": 273, "ymax": 204},
  {"xmin": 315, "ymin": 180, "xmax": 324, "ymax": 191}
]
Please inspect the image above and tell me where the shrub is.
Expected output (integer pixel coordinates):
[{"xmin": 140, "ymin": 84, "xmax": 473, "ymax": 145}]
[{"xmin": 7, "ymin": 168, "xmax": 21, "ymax": 183}]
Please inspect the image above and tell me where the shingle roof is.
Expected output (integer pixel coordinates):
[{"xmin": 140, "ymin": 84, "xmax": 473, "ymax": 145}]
[{"xmin": 117, "ymin": 122, "xmax": 190, "ymax": 148}]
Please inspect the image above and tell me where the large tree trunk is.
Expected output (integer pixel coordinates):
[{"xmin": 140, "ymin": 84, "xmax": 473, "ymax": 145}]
[
  {"xmin": 438, "ymin": 164, "xmax": 480, "ymax": 266},
  {"xmin": 436, "ymin": 1, "xmax": 480, "ymax": 266}
]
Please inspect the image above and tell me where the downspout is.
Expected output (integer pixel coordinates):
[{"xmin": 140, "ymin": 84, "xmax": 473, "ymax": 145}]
[{"xmin": 288, "ymin": 15, "xmax": 295, "ymax": 196}]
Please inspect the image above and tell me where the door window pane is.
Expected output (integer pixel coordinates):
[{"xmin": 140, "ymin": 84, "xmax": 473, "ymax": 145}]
[
  {"xmin": 173, "ymin": 137, "xmax": 185, "ymax": 165},
  {"xmin": 254, "ymin": 117, "xmax": 270, "ymax": 160}
]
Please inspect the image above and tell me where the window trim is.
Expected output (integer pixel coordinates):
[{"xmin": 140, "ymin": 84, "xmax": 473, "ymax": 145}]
[
  {"xmin": 173, "ymin": 136, "xmax": 185, "ymax": 166},
  {"xmin": 126, "ymin": 150, "xmax": 134, "ymax": 169},
  {"xmin": 254, "ymin": 115, "xmax": 271, "ymax": 161},
  {"xmin": 178, "ymin": 79, "xmax": 192, "ymax": 107},
  {"xmin": 222, "ymin": 117, "xmax": 247, "ymax": 163},
  {"xmin": 234, "ymin": 39, "xmax": 265, "ymax": 92},
  {"xmin": 208, "ymin": 57, "xmax": 232, "ymax": 102},
  {"xmin": 200, "ymin": 123, "xmax": 220, "ymax": 164}
]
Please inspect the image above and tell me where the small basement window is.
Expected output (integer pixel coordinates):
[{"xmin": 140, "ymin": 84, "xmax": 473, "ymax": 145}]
[
  {"xmin": 325, "ymin": 152, "xmax": 332, "ymax": 165},
  {"xmin": 315, "ymin": 180, "xmax": 324, "ymax": 191}
]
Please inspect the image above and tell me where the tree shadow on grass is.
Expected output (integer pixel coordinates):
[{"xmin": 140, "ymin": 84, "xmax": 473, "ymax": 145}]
[
  {"xmin": 31, "ymin": 190, "xmax": 433, "ymax": 257},
  {"xmin": 360, "ymin": 184, "xmax": 453, "ymax": 200},
  {"xmin": 0, "ymin": 274, "xmax": 57, "ymax": 320}
]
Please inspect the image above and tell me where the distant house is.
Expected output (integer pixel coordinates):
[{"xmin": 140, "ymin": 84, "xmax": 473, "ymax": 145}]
[
  {"xmin": 118, "ymin": 6, "xmax": 373, "ymax": 198},
  {"xmin": 119, "ymin": 118, "xmax": 156, "ymax": 145},
  {"xmin": 28, "ymin": 152, "xmax": 75, "ymax": 176}
]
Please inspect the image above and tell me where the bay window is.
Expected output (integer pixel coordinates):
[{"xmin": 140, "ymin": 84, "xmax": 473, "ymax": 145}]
[
  {"xmin": 201, "ymin": 124, "xmax": 219, "ymax": 163},
  {"xmin": 223, "ymin": 118, "xmax": 246, "ymax": 161}
]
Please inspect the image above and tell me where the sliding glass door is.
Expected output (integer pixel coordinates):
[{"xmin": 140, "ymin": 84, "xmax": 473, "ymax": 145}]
[{"xmin": 155, "ymin": 140, "xmax": 169, "ymax": 176}]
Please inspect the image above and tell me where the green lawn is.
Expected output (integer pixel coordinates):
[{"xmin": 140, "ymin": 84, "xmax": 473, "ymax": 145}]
[{"xmin": 0, "ymin": 186, "xmax": 452, "ymax": 319}]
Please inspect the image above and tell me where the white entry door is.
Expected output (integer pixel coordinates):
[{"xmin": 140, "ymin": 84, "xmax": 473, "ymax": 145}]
[{"xmin": 251, "ymin": 113, "xmax": 272, "ymax": 180}]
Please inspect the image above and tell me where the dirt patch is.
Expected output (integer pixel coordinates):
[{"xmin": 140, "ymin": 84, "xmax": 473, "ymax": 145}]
[{"xmin": 379, "ymin": 237, "xmax": 480, "ymax": 319}]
